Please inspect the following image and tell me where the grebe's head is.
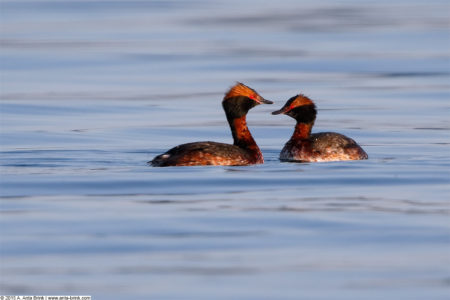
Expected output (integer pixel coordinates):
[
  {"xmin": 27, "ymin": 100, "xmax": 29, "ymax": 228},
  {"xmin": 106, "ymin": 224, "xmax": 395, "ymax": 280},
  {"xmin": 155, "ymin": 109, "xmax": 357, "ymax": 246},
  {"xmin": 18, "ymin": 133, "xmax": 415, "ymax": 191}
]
[
  {"xmin": 222, "ymin": 82, "xmax": 273, "ymax": 118},
  {"xmin": 272, "ymin": 94, "xmax": 317, "ymax": 123}
]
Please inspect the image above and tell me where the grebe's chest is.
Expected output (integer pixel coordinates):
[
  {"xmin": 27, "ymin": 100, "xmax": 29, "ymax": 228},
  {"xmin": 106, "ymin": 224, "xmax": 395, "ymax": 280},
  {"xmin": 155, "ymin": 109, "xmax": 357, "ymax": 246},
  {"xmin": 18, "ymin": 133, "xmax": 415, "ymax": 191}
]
[{"xmin": 279, "ymin": 139, "xmax": 315, "ymax": 162}]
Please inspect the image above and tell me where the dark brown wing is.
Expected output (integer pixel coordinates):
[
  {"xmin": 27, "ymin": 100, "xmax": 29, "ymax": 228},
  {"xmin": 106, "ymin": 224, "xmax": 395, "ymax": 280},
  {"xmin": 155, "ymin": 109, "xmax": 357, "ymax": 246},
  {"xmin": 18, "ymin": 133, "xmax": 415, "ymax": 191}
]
[{"xmin": 310, "ymin": 132, "xmax": 368, "ymax": 161}]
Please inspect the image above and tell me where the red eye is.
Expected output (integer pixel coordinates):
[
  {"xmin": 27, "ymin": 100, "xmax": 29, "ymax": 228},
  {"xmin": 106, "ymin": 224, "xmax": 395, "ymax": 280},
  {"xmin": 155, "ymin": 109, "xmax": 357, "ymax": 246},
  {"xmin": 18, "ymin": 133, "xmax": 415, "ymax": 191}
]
[
  {"xmin": 250, "ymin": 94, "xmax": 256, "ymax": 100},
  {"xmin": 289, "ymin": 104, "xmax": 294, "ymax": 110}
]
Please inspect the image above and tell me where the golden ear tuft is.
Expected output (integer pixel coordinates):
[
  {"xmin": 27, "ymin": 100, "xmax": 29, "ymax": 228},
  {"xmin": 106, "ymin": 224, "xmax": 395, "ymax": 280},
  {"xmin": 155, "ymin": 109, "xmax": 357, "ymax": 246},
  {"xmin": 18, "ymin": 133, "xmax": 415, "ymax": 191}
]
[
  {"xmin": 292, "ymin": 94, "xmax": 315, "ymax": 107},
  {"xmin": 224, "ymin": 82, "xmax": 258, "ymax": 100}
]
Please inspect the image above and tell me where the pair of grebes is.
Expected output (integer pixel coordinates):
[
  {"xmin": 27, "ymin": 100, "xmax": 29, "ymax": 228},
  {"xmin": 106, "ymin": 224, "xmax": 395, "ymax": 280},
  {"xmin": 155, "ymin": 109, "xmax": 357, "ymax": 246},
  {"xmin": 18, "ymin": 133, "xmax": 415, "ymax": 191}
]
[{"xmin": 151, "ymin": 82, "xmax": 368, "ymax": 167}]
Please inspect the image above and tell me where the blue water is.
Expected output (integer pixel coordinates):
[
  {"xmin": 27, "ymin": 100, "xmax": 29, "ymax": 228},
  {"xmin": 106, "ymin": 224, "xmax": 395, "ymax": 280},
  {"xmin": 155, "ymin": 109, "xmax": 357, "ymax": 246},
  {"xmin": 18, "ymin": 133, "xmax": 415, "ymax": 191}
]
[{"xmin": 1, "ymin": 1, "xmax": 450, "ymax": 299}]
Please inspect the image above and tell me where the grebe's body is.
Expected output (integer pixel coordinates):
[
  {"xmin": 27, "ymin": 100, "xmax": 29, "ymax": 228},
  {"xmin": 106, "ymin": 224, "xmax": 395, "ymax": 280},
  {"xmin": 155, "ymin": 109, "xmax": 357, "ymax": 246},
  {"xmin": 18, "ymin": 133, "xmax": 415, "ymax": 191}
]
[
  {"xmin": 150, "ymin": 83, "xmax": 272, "ymax": 167},
  {"xmin": 273, "ymin": 94, "xmax": 367, "ymax": 162},
  {"xmin": 151, "ymin": 141, "xmax": 261, "ymax": 167},
  {"xmin": 279, "ymin": 131, "xmax": 367, "ymax": 162}
]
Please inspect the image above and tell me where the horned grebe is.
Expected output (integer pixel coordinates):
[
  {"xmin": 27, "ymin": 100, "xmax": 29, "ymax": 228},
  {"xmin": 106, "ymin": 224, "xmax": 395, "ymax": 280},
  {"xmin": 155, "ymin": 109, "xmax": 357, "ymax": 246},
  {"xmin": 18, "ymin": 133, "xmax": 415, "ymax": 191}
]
[
  {"xmin": 150, "ymin": 82, "xmax": 273, "ymax": 167},
  {"xmin": 272, "ymin": 94, "xmax": 368, "ymax": 162}
]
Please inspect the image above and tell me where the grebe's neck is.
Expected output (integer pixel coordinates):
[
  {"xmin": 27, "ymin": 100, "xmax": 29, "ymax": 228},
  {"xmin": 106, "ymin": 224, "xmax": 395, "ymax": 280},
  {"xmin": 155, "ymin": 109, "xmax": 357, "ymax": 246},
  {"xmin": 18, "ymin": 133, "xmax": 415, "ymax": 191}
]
[
  {"xmin": 291, "ymin": 122, "xmax": 313, "ymax": 140},
  {"xmin": 222, "ymin": 95, "xmax": 263, "ymax": 162},
  {"xmin": 229, "ymin": 116, "xmax": 258, "ymax": 148},
  {"xmin": 228, "ymin": 115, "xmax": 263, "ymax": 162},
  {"xmin": 287, "ymin": 104, "xmax": 316, "ymax": 140}
]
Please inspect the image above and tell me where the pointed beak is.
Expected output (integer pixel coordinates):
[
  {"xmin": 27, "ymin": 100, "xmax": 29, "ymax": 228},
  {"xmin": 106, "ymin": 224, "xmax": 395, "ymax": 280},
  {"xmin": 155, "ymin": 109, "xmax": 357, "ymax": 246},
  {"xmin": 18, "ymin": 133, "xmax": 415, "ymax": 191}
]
[
  {"xmin": 259, "ymin": 97, "xmax": 273, "ymax": 104},
  {"xmin": 271, "ymin": 107, "xmax": 286, "ymax": 115}
]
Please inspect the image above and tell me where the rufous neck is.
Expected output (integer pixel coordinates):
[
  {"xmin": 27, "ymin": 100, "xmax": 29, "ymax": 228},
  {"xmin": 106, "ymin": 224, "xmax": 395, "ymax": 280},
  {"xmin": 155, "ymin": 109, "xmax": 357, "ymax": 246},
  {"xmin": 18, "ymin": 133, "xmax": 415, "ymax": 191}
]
[
  {"xmin": 227, "ymin": 116, "xmax": 262, "ymax": 162},
  {"xmin": 229, "ymin": 116, "xmax": 259, "ymax": 149},
  {"xmin": 291, "ymin": 122, "xmax": 313, "ymax": 140}
]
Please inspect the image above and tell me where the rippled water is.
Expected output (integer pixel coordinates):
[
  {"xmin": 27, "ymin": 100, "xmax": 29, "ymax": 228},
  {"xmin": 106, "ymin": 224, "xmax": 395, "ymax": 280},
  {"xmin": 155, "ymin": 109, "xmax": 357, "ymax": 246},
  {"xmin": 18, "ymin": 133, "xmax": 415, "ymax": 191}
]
[{"xmin": 1, "ymin": 0, "xmax": 450, "ymax": 299}]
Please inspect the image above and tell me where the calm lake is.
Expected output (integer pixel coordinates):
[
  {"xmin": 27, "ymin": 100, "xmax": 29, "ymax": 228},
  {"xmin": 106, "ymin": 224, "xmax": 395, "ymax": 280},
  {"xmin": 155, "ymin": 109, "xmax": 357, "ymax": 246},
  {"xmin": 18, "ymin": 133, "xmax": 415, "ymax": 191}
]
[{"xmin": 1, "ymin": 0, "xmax": 449, "ymax": 299}]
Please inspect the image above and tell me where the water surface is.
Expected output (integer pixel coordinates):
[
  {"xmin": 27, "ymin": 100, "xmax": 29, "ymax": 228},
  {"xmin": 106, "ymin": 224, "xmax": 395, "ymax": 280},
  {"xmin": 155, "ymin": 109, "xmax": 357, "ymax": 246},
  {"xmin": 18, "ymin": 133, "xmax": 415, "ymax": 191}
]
[{"xmin": 1, "ymin": 0, "xmax": 449, "ymax": 299}]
